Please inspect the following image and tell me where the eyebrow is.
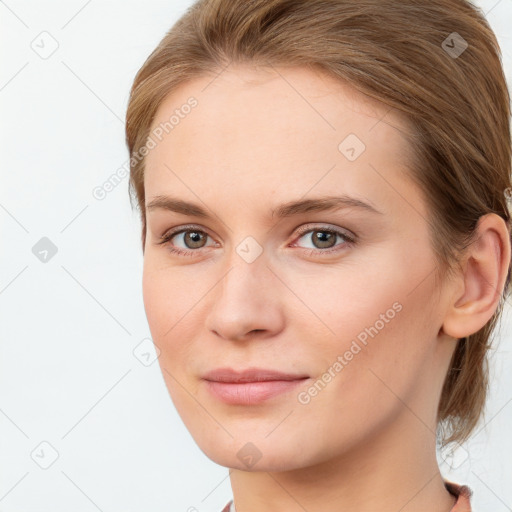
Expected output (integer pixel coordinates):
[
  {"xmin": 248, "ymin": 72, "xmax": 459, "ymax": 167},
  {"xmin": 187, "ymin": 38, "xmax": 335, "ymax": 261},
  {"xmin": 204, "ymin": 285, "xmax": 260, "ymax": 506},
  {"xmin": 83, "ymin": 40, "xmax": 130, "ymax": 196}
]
[{"xmin": 146, "ymin": 194, "xmax": 383, "ymax": 219}]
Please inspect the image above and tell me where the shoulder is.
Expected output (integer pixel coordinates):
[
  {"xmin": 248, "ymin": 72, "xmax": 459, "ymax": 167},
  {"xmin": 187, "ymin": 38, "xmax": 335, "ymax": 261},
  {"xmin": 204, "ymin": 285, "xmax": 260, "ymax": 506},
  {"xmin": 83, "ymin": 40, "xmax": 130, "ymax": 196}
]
[
  {"xmin": 445, "ymin": 480, "xmax": 473, "ymax": 512},
  {"xmin": 221, "ymin": 499, "xmax": 235, "ymax": 512}
]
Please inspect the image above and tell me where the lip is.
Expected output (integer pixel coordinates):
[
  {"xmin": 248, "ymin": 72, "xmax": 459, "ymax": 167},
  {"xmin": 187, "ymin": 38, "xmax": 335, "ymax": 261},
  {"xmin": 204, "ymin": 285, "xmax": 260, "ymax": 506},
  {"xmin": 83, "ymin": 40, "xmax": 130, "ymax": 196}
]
[
  {"xmin": 202, "ymin": 367, "xmax": 309, "ymax": 383},
  {"xmin": 202, "ymin": 367, "xmax": 310, "ymax": 405}
]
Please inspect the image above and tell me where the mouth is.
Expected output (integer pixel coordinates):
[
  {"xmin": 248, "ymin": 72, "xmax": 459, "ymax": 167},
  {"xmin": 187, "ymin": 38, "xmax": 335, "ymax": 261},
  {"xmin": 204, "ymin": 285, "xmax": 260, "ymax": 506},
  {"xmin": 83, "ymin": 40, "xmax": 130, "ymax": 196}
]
[{"xmin": 202, "ymin": 367, "xmax": 310, "ymax": 405}]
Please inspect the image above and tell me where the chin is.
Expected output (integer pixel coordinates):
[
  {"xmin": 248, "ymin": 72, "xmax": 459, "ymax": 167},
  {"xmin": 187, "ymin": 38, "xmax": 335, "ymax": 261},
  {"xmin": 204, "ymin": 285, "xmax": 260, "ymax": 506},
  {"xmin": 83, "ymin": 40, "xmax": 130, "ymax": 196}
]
[{"xmin": 192, "ymin": 432, "xmax": 319, "ymax": 472}]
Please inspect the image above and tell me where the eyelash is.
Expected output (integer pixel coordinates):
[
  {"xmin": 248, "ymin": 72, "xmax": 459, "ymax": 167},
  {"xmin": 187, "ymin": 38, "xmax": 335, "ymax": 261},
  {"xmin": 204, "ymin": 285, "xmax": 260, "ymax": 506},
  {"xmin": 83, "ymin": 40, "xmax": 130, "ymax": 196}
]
[{"xmin": 156, "ymin": 223, "xmax": 357, "ymax": 258}]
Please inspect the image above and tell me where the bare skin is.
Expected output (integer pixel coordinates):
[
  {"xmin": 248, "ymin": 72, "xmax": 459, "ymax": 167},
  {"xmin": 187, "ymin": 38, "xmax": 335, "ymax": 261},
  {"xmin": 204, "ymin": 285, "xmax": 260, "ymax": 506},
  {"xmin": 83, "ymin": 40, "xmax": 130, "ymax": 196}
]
[{"xmin": 141, "ymin": 64, "xmax": 510, "ymax": 512}]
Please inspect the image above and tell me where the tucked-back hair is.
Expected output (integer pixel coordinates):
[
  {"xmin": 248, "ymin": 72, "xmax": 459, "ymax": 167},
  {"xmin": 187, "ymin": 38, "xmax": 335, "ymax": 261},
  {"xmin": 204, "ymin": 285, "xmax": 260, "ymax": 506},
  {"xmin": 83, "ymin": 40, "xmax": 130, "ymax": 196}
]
[{"xmin": 125, "ymin": 0, "xmax": 512, "ymax": 448}]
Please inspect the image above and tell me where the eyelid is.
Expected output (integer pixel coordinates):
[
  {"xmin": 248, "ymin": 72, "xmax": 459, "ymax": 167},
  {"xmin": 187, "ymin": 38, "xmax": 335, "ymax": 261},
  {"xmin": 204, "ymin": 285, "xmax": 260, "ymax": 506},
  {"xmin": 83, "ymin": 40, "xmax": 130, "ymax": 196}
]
[
  {"xmin": 158, "ymin": 223, "xmax": 353, "ymax": 241},
  {"xmin": 157, "ymin": 222, "xmax": 356, "ymax": 254},
  {"xmin": 292, "ymin": 223, "xmax": 355, "ymax": 241},
  {"xmin": 157, "ymin": 224, "xmax": 216, "ymax": 245}
]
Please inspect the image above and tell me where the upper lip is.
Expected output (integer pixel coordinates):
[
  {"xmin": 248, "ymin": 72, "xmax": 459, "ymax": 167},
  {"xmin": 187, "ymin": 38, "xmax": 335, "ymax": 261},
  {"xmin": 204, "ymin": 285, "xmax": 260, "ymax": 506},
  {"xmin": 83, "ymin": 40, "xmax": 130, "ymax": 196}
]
[{"xmin": 202, "ymin": 367, "xmax": 309, "ymax": 383}]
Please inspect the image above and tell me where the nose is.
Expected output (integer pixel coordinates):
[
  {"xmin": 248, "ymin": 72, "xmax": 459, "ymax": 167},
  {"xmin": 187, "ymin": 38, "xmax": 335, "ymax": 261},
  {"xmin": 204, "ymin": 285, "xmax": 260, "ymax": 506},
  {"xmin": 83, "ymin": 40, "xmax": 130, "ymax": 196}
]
[{"xmin": 204, "ymin": 258, "xmax": 285, "ymax": 342}]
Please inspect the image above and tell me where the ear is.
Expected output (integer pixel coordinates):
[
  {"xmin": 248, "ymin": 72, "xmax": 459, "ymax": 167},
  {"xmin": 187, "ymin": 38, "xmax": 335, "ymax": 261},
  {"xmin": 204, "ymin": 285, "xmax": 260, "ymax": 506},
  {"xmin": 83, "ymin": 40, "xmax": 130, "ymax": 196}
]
[{"xmin": 441, "ymin": 213, "xmax": 511, "ymax": 339}]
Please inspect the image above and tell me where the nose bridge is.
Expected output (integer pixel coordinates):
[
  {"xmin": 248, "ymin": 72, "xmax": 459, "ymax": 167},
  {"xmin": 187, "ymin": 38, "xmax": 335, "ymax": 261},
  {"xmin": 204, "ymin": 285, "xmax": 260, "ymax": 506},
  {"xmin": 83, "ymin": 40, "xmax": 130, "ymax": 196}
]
[
  {"xmin": 205, "ymin": 246, "xmax": 284, "ymax": 340},
  {"xmin": 217, "ymin": 247, "xmax": 270, "ymax": 307},
  {"xmin": 218, "ymin": 225, "xmax": 270, "ymax": 290}
]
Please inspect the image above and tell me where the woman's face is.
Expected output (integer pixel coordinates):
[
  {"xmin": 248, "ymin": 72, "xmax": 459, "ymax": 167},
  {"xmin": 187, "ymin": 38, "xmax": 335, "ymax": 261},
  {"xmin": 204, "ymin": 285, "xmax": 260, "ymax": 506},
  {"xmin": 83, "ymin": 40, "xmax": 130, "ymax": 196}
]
[{"xmin": 142, "ymin": 65, "xmax": 456, "ymax": 471}]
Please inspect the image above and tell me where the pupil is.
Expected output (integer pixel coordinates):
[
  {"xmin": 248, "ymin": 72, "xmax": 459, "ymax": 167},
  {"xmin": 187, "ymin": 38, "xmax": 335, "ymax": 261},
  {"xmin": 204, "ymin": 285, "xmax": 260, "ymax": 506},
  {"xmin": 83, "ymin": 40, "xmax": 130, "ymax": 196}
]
[
  {"xmin": 315, "ymin": 231, "xmax": 335, "ymax": 248},
  {"xmin": 186, "ymin": 231, "xmax": 204, "ymax": 248}
]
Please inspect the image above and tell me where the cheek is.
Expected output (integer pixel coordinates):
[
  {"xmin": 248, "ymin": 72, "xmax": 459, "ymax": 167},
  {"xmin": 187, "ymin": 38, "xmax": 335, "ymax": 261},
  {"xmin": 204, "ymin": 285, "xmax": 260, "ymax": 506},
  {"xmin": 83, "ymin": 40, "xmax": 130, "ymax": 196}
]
[
  {"xmin": 142, "ymin": 257, "xmax": 205, "ymax": 378},
  {"xmin": 289, "ymin": 299, "xmax": 434, "ymax": 458},
  {"xmin": 142, "ymin": 261, "xmax": 167, "ymax": 338},
  {"xmin": 142, "ymin": 267, "xmax": 197, "ymax": 410},
  {"xmin": 142, "ymin": 255, "xmax": 192, "ymax": 338},
  {"xmin": 142, "ymin": 260, "xmax": 185, "ymax": 371},
  {"xmin": 293, "ymin": 251, "xmax": 437, "ymax": 413}
]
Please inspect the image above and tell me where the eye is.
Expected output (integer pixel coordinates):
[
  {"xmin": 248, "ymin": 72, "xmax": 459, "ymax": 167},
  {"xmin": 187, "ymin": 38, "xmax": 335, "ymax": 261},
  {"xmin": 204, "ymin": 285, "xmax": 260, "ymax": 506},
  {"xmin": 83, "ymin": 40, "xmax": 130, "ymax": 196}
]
[
  {"xmin": 291, "ymin": 224, "xmax": 356, "ymax": 255},
  {"xmin": 156, "ymin": 223, "xmax": 357, "ymax": 258},
  {"xmin": 156, "ymin": 225, "xmax": 216, "ymax": 257}
]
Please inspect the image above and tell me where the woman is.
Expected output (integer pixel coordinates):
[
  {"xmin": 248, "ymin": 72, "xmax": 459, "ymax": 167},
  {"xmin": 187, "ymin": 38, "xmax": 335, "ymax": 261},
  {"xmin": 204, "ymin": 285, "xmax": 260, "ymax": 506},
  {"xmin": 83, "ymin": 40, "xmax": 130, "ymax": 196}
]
[{"xmin": 125, "ymin": 0, "xmax": 511, "ymax": 510}]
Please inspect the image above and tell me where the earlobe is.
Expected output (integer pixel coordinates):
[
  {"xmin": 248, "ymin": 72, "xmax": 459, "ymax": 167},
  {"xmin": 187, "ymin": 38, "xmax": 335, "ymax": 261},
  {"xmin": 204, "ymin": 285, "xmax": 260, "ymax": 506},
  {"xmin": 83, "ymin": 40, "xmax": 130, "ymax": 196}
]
[{"xmin": 441, "ymin": 213, "xmax": 511, "ymax": 340}]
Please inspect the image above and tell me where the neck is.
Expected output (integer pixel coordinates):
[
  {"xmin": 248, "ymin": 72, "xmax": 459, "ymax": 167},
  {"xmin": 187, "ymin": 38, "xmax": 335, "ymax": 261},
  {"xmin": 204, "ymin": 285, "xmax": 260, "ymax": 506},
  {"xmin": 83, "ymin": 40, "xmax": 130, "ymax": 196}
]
[{"xmin": 228, "ymin": 411, "xmax": 457, "ymax": 512}]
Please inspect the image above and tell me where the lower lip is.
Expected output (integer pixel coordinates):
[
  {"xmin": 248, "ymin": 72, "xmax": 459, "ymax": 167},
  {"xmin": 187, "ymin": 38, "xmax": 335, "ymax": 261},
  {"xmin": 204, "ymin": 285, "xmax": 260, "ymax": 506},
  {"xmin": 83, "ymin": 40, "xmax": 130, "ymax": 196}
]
[{"xmin": 204, "ymin": 379, "xmax": 309, "ymax": 405}]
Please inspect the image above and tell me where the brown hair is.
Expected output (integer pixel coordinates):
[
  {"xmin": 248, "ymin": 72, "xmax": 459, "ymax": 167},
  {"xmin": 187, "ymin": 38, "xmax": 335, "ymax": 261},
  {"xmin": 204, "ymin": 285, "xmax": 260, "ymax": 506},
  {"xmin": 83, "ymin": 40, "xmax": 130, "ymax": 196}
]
[{"xmin": 125, "ymin": 0, "xmax": 512, "ymax": 448}]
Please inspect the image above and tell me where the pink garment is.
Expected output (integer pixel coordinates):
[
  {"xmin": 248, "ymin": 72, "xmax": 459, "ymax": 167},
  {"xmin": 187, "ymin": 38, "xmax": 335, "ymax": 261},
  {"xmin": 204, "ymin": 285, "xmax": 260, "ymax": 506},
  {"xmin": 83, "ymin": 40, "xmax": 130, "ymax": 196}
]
[
  {"xmin": 445, "ymin": 480, "xmax": 473, "ymax": 512},
  {"xmin": 221, "ymin": 479, "xmax": 473, "ymax": 511}
]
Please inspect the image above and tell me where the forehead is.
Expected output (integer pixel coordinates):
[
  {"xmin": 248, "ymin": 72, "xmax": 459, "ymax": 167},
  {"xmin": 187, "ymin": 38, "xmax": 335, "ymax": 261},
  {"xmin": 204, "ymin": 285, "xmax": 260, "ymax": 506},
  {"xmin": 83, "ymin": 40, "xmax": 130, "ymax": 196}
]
[
  {"xmin": 148, "ymin": 64, "xmax": 410, "ymax": 146},
  {"xmin": 144, "ymin": 64, "xmax": 421, "ymax": 219}
]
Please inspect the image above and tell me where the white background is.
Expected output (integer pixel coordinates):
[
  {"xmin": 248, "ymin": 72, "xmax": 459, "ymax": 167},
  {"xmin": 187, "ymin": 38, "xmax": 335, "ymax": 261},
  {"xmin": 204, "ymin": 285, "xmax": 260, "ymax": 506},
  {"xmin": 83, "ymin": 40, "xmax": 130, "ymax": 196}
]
[{"xmin": 1, "ymin": 1, "xmax": 511, "ymax": 511}]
